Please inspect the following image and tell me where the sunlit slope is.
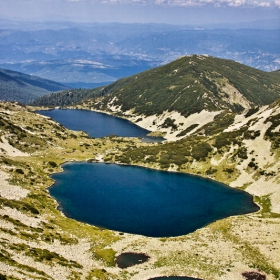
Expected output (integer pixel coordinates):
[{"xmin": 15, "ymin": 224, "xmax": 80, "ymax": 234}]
[
  {"xmin": 0, "ymin": 99, "xmax": 280, "ymax": 279},
  {"xmin": 89, "ymin": 55, "xmax": 280, "ymax": 117},
  {"xmin": 33, "ymin": 55, "xmax": 280, "ymax": 113}
]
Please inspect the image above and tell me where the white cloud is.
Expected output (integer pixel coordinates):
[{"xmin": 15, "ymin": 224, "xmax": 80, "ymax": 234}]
[
  {"xmin": 36, "ymin": 0, "xmax": 278, "ymax": 7},
  {"xmin": 228, "ymin": 0, "xmax": 247, "ymax": 6},
  {"xmin": 1, "ymin": 0, "xmax": 278, "ymax": 25},
  {"xmin": 151, "ymin": 0, "xmax": 277, "ymax": 6},
  {"xmin": 255, "ymin": 1, "xmax": 271, "ymax": 6},
  {"xmin": 99, "ymin": 0, "xmax": 148, "ymax": 3}
]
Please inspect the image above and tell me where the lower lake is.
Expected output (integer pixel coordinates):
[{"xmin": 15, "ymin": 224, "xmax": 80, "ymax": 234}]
[
  {"xmin": 37, "ymin": 109, "xmax": 162, "ymax": 142},
  {"xmin": 50, "ymin": 162, "xmax": 259, "ymax": 237}
]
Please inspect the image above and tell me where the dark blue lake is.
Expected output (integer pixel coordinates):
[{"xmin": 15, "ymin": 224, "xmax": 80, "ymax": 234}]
[
  {"xmin": 37, "ymin": 109, "xmax": 162, "ymax": 142},
  {"xmin": 50, "ymin": 162, "xmax": 259, "ymax": 237}
]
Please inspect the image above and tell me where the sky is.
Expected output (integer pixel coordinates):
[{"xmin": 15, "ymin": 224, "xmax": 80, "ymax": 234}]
[{"xmin": 0, "ymin": 0, "xmax": 279, "ymax": 25}]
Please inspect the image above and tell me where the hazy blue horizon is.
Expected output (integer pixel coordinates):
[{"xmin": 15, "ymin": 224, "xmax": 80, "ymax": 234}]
[
  {"xmin": 1, "ymin": 0, "xmax": 279, "ymax": 26},
  {"xmin": 0, "ymin": 16, "xmax": 279, "ymax": 28}
]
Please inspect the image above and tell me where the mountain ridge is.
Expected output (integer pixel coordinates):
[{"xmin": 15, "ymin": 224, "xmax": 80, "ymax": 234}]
[
  {"xmin": 90, "ymin": 55, "xmax": 280, "ymax": 115},
  {"xmin": 34, "ymin": 55, "xmax": 280, "ymax": 110},
  {"xmin": 0, "ymin": 68, "xmax": 68, "ymax": 104},
  {"xmin": 1, "ymin": 24, "xmax": 279, "ymax": 85},
  {"xmin": 37, "ymin": 55, "xmax": 280, "ymax": 140}
]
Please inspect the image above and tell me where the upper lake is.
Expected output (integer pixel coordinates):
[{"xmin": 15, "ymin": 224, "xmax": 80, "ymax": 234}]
[
  {"xmin": 37, "ymin": 109, "xmax": 162, "ymax": 142},
  {"xmin": 50, "ymin": 162, "xmax": 259, "ymax": 237}
]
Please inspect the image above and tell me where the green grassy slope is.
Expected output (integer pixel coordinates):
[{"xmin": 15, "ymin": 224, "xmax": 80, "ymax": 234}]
[
  {"xmin": 92, "ymin": 55, "xmax": 280, "ymax": 117},
  {"xmin": 33, "ymin": 55, "xmax": 280, "ymax": 117}
]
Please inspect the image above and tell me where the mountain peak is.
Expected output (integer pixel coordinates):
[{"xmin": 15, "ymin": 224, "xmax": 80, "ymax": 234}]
[{"xmin": 88, "ymin": 56, "xmax": 279, "ymax": 117}]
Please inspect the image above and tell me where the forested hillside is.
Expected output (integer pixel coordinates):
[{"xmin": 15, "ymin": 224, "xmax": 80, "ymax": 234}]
[
  {"xmin": 0, "ymin": 68, "xmax": 68, "ymax": 104},
  {"xmin": 32, "ymin": 88, "xmax": 100, "ymax": 107}
]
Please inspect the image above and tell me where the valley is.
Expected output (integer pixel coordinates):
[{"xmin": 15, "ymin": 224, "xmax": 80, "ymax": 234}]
[
  {"xmin": 0, "ymin": 53, "xmax": 280, "ymax": 279},
  {"xmin": 0, "ymin": 98, "xmax": 280, "ymax": 279}
]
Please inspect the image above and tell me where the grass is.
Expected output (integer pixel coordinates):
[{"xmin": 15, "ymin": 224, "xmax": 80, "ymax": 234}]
[
  {"xmin": 86, "ymin": 269, "xmax": 116, "ymax": 280},
  {"xmin": 0, "ymin": 197, "xmax": 40, "ymax": 216},
  {"xmin": 0, "ymin": 244, "xmax": 51, "ymax": 279},
  {"xmin": 93, "ymin": 249, "xmax": 116, "ymax": 267},
  {"xmin": 254, "ymin": 196, "xmax": 280, "ymax": 218},
  {"xmin": 25, "ymin": 247, "xmax": 83, "ymax": 269}
]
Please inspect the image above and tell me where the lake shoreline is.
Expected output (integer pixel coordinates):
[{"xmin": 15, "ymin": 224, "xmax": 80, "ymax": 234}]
[
  {"xmin": 49, "ymin": 161, "xmax": 260, "ymax": 238},
  {"xmin": 37, "ymin": 106, "xmax": 263, "ymax": 227}
]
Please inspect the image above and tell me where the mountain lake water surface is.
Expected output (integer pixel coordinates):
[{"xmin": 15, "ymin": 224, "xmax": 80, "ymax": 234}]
[
  {"xmin": 38, "ymin": 109, "xmax": 259, "ymax": 237},
  {"xmin": 50, "ymin": 162, "xmax": 259, "ymax": 237},
  {"xmin": 37, "ymin": 109, "xmax": 163, "ymax": 142}
]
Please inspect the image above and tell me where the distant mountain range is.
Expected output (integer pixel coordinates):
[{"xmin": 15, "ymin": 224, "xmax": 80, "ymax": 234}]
[
  {"xmin": 0, "ymin": 21, "xmax": 279, "ymax": 87},
  {"xmin": 0, "ymin": 68, "xmax": 68, "ymax": 104},
  {"xmin": 1, "ymin": 18, "xmax": 279, "ymax": 31}
]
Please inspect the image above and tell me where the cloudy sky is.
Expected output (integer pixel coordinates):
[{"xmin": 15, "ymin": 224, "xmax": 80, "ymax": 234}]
[{"xmin": 0, "ymin": 0, "xmax": 279, "ymax": 25}]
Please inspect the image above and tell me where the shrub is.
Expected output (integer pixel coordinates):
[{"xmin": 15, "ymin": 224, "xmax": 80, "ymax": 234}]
[
  {"xmin": 48, "ymin": 161, "xmax": 58, "ymax": 168},
  {"xmin": 248, "ymin": 161, "xmax": 258, "ymax": 169},
  {"xmin": 161, "ymin": 118, "xmax": 177, "ymax": 130},
  {"xmin": 245, "ymin": 107, "xmax": 259, "ymax": 118},
  {"xmin": 237, "ymin": 147, "xmax": 248, "ymax": 159},
  {"xmin": 192, "ymin": 142, "xmax": 212, "ymax": 160},
  {"xmin": 244, "ymin": 130, "xmax": 261, "ymax": 140},
  {"xmin": 177, "ymin": 123, "xmax": 199, "ymax": 137},
  {"xmin": 224, "ymin": 168, "xmax": 234, "ymax": 173},
  {"xmin": 206, "ymin": 167, "xmax": 217, "ymax": 175},
  {"xmin": 214, "ymin": 134, "xmax": 231, "ymax": 149},
  {"xmin": 15, "ymin": 168, "xmax": 24, "ymax": 174}
]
